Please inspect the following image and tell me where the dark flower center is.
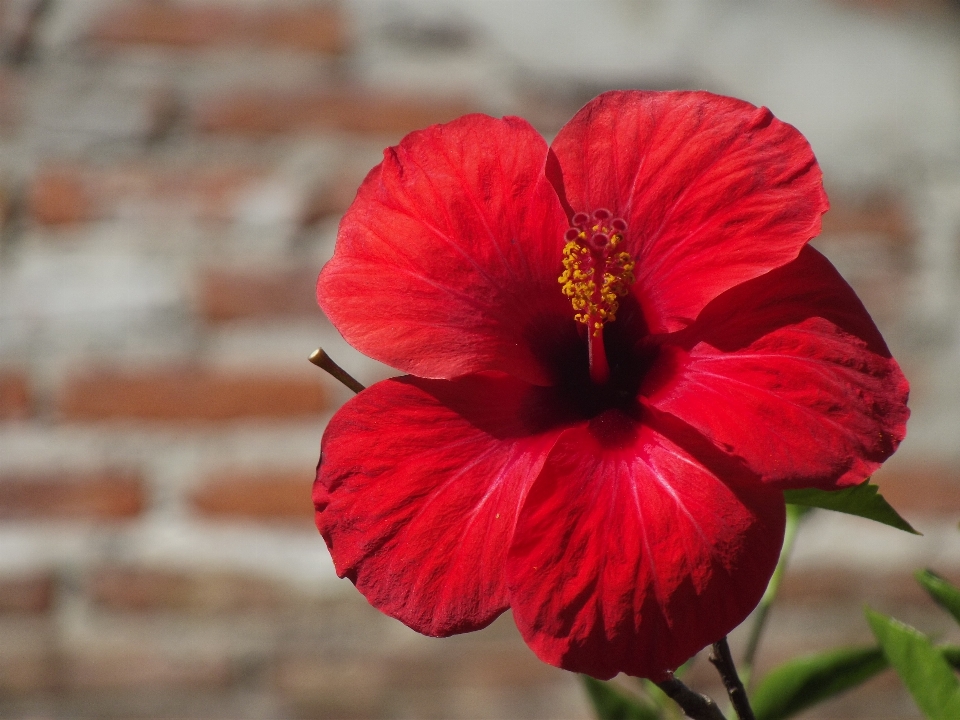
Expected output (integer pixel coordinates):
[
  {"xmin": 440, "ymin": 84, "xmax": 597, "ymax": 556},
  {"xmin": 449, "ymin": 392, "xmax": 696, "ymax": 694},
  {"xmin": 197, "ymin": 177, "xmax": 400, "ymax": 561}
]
[{"xmin": 552, "ymin": 308, "xmax": 659, "ymax": 423}]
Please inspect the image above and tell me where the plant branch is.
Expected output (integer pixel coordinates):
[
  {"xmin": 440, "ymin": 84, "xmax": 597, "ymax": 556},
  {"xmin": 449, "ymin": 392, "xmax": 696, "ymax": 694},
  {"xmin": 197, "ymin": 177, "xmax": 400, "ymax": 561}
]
[
  {"xmin": 709, "ymin": 637, "xmax": 755, "ymax": 720},
  {"xmin": 308, "ymin": 348, "xmax": 365, "ymax": 394},
  {"xmin": 741, "ymin": 504, "xmax": 809, "ymax": 688},
  {"xmin": 656, "ymin": 675, "xmax": 726, "ymax": 720}
]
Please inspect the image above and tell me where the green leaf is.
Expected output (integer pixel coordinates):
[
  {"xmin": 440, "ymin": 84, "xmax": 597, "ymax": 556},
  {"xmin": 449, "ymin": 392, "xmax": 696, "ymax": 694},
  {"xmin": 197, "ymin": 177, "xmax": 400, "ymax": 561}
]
[
  {"xmin": 784, "ymin": 481, "xmax": 919, "ymax": 534},
  {"xmin": 581, "ymin": 676, "xmax": 662, "ymax": 720},
  {"xmin": 940, "ymin": 644, "xmax": 960, "ymax": 671},
  {"xmin": 867, "ymin": 608, "xmax": 960, "ymax": 720},
  {"xmin": 916, "ymin": 569, "xmax": 960, "ymax": 625},
  {"xmin": 751, "ymin": 646, "xmax": 888, "ymax": 720}
]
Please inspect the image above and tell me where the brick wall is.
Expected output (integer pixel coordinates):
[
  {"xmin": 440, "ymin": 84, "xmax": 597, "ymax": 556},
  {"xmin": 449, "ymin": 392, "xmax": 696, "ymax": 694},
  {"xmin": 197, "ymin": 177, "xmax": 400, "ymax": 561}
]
[{"xmin": 1, "ymin": 1, "xmax": 959, "ymax": 718}]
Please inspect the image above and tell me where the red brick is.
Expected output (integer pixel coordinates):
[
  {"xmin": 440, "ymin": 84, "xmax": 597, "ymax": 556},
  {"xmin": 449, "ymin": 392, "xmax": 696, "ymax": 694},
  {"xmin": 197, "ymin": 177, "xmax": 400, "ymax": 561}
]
[
  {"xmin": 63, "ymin": 652, "xmax": 231, "ymax": 691},
  {"xmin": 88, "ymin": 566, "xmax": 290, "ymax": 613},
  {"xmin": 194, "ymin": 89, "xmax": 474, "ymax": 137},
  {"xmin": 27, "ymin": 164, "xmax": 268, "ymax": 226},
  {"xmin": 191, "ymin": 471, "xmax": 314, "ymax": 523},
  {"xmin": 198, "ymin": 268, "xmax": 320, "ymax": 324},
  {"xmin": 26, "ymin": 167, "xmax": 94, "ymax": 226},
  {"xmin": 820, "ymin": 194, "xmax": 912, "ymax": 243},
  {"xmin": 437, "ymin": 646, "xmax": 557, "ymax": 690},
  {"xmin": 257, "ymin": 6, "xmax": 350, "ymax": 55},
  {"xmin": 778, "ymin": 567, "xmax": 930, "ymax": 606},
  {"xmin": 274, "ymin": 656, "xmax": 389, "ymax": 717},
  {"xmin": 59, "ymin": 370, "xmax": 328, "ymax": 422},
  {"xmin": 0, "ymin": 574, "xmax": 55, "ymax": 614},
  {"xmin": 90, "ymin": 1, "xmax": 348, "ymax": 55},
  {"xmin": 90, "ymin": 2, "xmax": 235, "ymax": 48},
  {"xmin": 0, "ymin": 370, "xmax": 32, "ymax": 420},
  {"xmin": 0, "ymin": 472, "xmax": 146, "ymax": 520},
  {"xmin": 0, "ymin": 653, "xmax": 54, "ymax": 694},
  {"xmin": 873, "ymin": 464, "xmax": 960, "ymax": 516}
]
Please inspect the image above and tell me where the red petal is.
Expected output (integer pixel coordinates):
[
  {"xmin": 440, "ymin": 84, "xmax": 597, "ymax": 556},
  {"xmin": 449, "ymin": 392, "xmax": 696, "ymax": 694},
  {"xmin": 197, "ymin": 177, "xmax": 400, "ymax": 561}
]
[
  {"xmin": 318, "ymin": 114, "xmax": 570, "ymax": 385},
  {"xmin": 507, "ymin": 411, "xmax": 785, "ymax": 680},
  {"xmin": 314, "ymin": 374, "xmax": 570, "ymax": 636},
  {"xmin": 650, "ymin": 246, "xmax": 910, "ymax": 489},
  {"xmin": 549, "ymin": 90, "xmax": 828, "ymax": 334}
]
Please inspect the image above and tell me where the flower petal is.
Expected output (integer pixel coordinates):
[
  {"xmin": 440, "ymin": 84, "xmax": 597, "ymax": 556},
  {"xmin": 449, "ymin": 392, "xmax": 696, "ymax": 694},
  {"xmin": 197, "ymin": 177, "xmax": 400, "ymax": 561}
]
[
  {"xmin": 650, "ymin": 246, "xmax": 910, "ymax": 489},
  {"xmin": 314, "ymin": 373, "xmax": 570, "ymax": 636},
  {"xmin": 549, "ymin": 90, "xmax": 828, "ymax": 333},
  {"xmin": 318, "ymin": 114, "xmax": 570, "ymax": 385},
  {"xmin": 506, "ymin": 411, "xmax": 785, "ymax": 680}
]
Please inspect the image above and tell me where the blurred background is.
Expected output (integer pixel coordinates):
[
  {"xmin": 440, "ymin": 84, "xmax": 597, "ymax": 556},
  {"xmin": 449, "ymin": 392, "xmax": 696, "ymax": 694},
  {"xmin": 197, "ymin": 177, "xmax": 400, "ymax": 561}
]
[{"xmin": 1, "ymin": 0, "xmax": 959, "ymax": 717}]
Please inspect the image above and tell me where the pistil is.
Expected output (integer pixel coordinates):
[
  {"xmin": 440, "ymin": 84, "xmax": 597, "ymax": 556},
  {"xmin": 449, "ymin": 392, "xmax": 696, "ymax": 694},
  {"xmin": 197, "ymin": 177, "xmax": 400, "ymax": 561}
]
[
  {"xmin": 558, "ymin": 209, "xmax": 636, "ymax": 386},
  {"xmin": 587, "ymin": 320, "xmax": 610, "ymax": 385}
]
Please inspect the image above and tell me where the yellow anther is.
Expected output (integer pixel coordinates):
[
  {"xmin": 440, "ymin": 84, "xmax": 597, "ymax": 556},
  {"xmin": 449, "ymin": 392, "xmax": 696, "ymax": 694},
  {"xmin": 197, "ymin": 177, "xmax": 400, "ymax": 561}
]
[{"xmin": 558, "ymin": 220, "xmax": 636, "ymax": 336}]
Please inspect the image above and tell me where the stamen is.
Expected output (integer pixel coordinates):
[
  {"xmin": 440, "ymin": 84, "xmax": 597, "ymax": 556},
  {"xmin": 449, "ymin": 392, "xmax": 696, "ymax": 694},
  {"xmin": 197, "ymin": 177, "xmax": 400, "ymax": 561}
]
[
  {"xmin": 309, "ymin": 348, "xmax": 366, "ymax": 394},
  {"xmin": 558, "ymin": 210, "xmax": 637, "ymax": 385}
]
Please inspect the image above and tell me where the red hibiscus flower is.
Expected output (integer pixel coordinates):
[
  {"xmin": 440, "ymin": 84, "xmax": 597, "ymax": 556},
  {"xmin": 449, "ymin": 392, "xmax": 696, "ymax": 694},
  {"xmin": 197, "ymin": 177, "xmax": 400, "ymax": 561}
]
[{"xmin": 313, "ymin": 90, "xmax": 909, "ymax": 680}]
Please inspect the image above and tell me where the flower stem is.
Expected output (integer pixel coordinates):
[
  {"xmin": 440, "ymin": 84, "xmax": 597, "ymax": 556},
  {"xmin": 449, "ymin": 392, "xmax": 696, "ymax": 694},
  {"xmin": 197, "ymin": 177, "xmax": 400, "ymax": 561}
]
[
  {"xmin": 709, "ymin": 637, "xmax": 755, "ymax": 720},
  {"xmin": 308, "ymin": 348, "xmax": 366, "ymax": 394},
  {"xmin": 588, "ymin": 326, "xmax": 610, "ymax": 385},
  {"xmin": 656, "ymin": 675, "xmax": 726, "ymax": 720},
  {"xmin": 740, "ymin": 503, "xmax": 809, "ymax": 689}
]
